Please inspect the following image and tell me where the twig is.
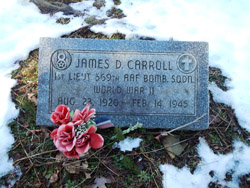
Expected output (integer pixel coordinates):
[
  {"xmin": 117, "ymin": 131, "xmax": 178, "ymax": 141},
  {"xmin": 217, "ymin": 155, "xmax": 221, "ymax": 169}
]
[
  {"xmin": 214, "ymin": 128, "xmax": 229, "ymax": 147},
  {"xmin": 209, "ymin": 113, "xmax": 220, "ymax": 125},
  {"xmin": 16, "ymin": 122, "xmax": 39, "ymax": 139},
  {"xmin": 64, "ymin": 141, "xmax": 115, "ymax": 166},
  {"xmin": 11, "ymin": 140, "xmax": 24, "ymax": 151},
  {"xmin": 33, "ymin": 161, "xmax": 63, "ymax": 167},
  {"xmin": 148, "ymin": 138, "xmax": 189, "ymax": 154},
  {"xmin": 162, "ymin": 113, "xmax": 207, "ymax": 135},
  {"xmin": 225, "ymin": 117, "xmax": 233, "ymax": 132},
  {"xmin": 20, "ymin": 141, "xmax": 41, "ymax": 185},
  {"xmin": 73, "ymin": 160, "xmax": 101, "ymax": 188},
  {"xmin": 197, "ymin": 160, "xmax": 219, "ymax": 167},
  {"xmin": 140, "ymin": 146, "xmax": 161, "ymax": 187},
  {"xmin": 210, "ymin": 108, "xmax": 229, "ymax": 124},
  {"xmin": 128, "ymin": 138, "xmax": 190, "ymax": 156},
  {"xmin": 94, "ymin": 155, "xmax": 120, "ymax": 176},
  {"xmin": 149, "ymin": 163, "xmax": 160, "ymax": 188},
  {"xmin": 14, "ymin": 149, "xmax": 58, "ymax": 164}
]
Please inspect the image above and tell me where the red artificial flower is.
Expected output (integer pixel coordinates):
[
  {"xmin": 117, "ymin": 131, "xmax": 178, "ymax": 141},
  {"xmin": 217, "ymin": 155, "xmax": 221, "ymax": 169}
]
[
  {"xmin": 72, "ymin": 104, "xmax": 96, "ymax": 125},
  {"xmin": 50, "ymin": 104, "xmax": 104, "ymax": 159},
  {"xmin": 75, "ymin": 125, "xmax": 104, "ymax": 155},
  {"xmin": 50, "ymin": 104, "xmax": 70, "ymax": 125},
  {"xmin": 63, "ymin": 148, "xmax": 79, "ymax": 159},
  {"xmin": 51, "ymin": 122, "xmax": 76, "ymax": 152}
]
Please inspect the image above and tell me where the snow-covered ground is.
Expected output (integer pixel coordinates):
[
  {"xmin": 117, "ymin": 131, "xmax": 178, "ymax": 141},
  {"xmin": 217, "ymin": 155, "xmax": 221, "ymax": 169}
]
[
  {"xmin": 0, "ymin": 0, "xmax": 84, "ymax": 177},
  {"xmin": 160, "ymin": 138, "xmax": 250, "ymax": 188},
  {"xmin": 113, "ymin": 137, "xmax": 143, "ymax": 152},
  {"xmin": 0, "ymin": 0, "xmax": 249, "ymax": 187}
]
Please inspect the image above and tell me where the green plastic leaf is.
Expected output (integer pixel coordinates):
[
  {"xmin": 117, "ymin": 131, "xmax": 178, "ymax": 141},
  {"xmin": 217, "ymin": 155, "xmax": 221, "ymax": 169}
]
[{"xmin": 70, "ymin": 110, "xmax": 74, "ymax": 121}]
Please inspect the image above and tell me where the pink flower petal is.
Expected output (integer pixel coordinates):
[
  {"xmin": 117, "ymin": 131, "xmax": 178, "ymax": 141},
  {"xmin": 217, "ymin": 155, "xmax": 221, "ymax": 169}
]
[
  {"xmin": 76, "ymin": 142, "xmax": 90, "ymax": 155},
  {"xmin": 55, "ymin": 139, "xmax": 66, "ymax": 152},
  {"xmin": 65, "ymin": 137, "xmax": 76, "ymax": 151},
  {"xmin": 57, "ymin": 124, "xmax": 67, "ymax": 136},
  {"xmin": 51, "ymin": 105, "xmax": 70, "ymax": 125},
  {"xmin": 81, "ymin": 104, "xmax": 90, "ymax": 114},
  {"xmin": 72, "ymin": 109, "xmax": 81, "ymax": 122},
  {"xmin": 75, "ymin": 120, "xmax": 83, "ymax": 125},
  {"xmin": 90, "ymin": 133, "xmax": 104, "ymax": 149},
  {"xmin": 84, "ymin": 109, "xmax": 96, "ymax": 122},
  {"xmin": 50, "ymin": 128, "xmax": 58, "ymax": 139},
  {"xmin": 56, "ymin": 105, "xmax": 63, "ymax": 112},
  {"xmin": 88, "ymin": 125, "xmax": 97, "ymax": 134},
  {"xmin": 51, "ymin": 113, "xmax": 60, "ymax": 125},
  {"xmin": 63, "ymin": 148, "xmax": 79, "ymax": 159}
]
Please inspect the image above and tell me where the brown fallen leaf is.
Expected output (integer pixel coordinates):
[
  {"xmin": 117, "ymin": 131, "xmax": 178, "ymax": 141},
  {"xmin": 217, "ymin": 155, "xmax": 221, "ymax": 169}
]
[
  {"xmin": 49, "ymin": 171, "xmax": 59, "ymax": 183},
  {"xmin": 27, "ymin": 92, "xmax": 37, "ymax": 105},
  {"xmin": 63, "ymin": 161, "xmax": 81, "ymax": 174},
  {"xmin": 85, "ymin": 172, "xmax": 91, "ymax": 179},
  {"xmin": 33, "ymin": 182, "xmax": 42, "ymax": 188},
  {"xmin": 90, "ymin": 177, "xmax": 112, "ymax": 188},
  {"xmin": 41, "ymin": 127, "xmax": 50, "ymax": 139},
  {"xmin": 155, "ymin": 133, "xmax": 169, "ymax": 143},
  {"xmin": 154, "ymin": 135, "xmax": 161, "ymax": 143},
  {"xmin": 81, "ymin": 161, "xmax": 88, "ymax": 170},
  {"xmin": 56, "ymin": 153, "xmax": 64, "ymax": 162},
  {"xmin": 161, "ymin": 135, "xmax": 187, "ymax": 159}
]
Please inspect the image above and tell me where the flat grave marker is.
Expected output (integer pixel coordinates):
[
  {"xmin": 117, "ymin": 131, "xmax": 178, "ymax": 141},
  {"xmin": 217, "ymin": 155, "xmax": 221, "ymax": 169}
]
[{"xmin": 36, "ymin": 38, "xmax": 208, "ymax": 130}]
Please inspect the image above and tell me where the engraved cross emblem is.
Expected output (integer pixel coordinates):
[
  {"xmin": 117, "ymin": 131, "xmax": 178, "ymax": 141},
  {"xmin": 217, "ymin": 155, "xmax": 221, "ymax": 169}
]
[
  {"xmin": 177, "ymin": 54, "xmax": 197, "ymax": 74},
  {"xmin": 181, "ymin": 56, "xmax": 193, "ymax": 71}
]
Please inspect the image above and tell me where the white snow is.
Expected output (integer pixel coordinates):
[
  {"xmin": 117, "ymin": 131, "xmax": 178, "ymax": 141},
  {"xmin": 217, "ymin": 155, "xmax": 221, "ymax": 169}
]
[
  {"xmin": 1, "ymin": 0, "xmax": 250, "ymax": 187},
  {"xmin": 91, "ymin": 0, "xmax": 250, "ymax": 132},
  {"xmin": 0, "ymin": 0, "xmax": 83, "ymax": 177},
  {"xmin": 0, "ymin": 73, "xmax": 18, "ymax": 177},
  {"xmin": 160, "ymin": 138, "xmax": 250, "ymax": 188},
  {"xmin": 113, "ymin": 137, "xmax": 142, "ymax": 152},
  {"xmin": 209, "ymin": 82, "xmax": 232, "ymax": 107}
]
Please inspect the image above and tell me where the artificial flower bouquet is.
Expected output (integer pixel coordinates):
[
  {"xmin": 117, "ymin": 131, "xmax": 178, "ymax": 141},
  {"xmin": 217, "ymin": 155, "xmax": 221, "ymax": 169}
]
[{"xmin": 50, "ymin": 104, "xmax": 104, "ymax": 159}]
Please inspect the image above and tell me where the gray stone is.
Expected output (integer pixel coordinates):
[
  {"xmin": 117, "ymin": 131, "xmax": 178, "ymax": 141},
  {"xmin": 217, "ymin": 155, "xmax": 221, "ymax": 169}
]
[{"xmin": 36, "ymin": 38, "xmax": 209, "ymax": 130}]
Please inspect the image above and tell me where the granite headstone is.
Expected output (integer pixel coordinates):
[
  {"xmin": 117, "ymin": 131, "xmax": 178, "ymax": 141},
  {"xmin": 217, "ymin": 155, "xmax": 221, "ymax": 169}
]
[{"xmin": 36, "ymin": 38, "xmax": 209, "ymax": 130}]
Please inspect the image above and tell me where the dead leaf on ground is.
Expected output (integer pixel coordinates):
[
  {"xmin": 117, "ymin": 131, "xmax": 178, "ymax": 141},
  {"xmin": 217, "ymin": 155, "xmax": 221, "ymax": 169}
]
[
  {"xmin": 81, "ymin": 161, "xmax": 88, "ymax": 170},
  {"xmin": 33, "ymin": 182, "xmax": 42, "ymax": 188},
  {"xmin": 49, "ymin": 170, "xmax": 59, "ymax": 183},
  {"xmin": 27, "ymin": 92, "xmax": 37, "ymax": 105},
  {"xmin": 154, "ymin": 133, "xmax": 169, "ymax": 143},
  {"xmin": 85, "ymin": 172, "xmax": 91, "ymax": 179},
  {"xmin": 63, "ymin": 161, "xmax": 81, "ymax": 174},
  {"xmin": 63, "ymin": 160, "xmax": 88, "ymax": 174},
  {"xmin": 161, "ymin": 135, "xmax": 187, "ymax": 159},
  {"xmin": 41, "ymin": 127, "xmax": 50, "ymax": 138},
  {"xmin": 56, "ymin": 153, "xmax": 64, "ymax": 162},
  {"xmin": 89, "ymin": 177, "xmax": 112, "ymax": 188}
]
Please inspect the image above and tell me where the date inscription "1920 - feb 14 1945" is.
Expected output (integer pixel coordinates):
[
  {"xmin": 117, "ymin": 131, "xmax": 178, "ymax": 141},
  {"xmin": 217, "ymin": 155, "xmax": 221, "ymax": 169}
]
[{"xmin": 36, "ymin": 38, "xmax": 209, "ymax": 130}]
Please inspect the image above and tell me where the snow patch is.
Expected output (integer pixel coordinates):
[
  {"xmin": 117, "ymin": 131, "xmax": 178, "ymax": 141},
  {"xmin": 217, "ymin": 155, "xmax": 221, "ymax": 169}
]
[
  {"xmin": 209, "ymin": 82, "xmax": 232, "ymax": 107},
  {"xmin": 91, "ymin": 0, "xmax": 250, "ymax": 132},
  {"xmin": 160, "ymin": 138, "xmax": 250, "ymax": 188},
  {"xmin": 113, "ymin": 137, "xmax": 142, "ymax": 152},
  {"xmin": 0, "ymin": 0, "xmax": 83, "ymax": 178},
  {"xmin": 0, "ymin": 72, "xmax": 19, "ymax": 177}
]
